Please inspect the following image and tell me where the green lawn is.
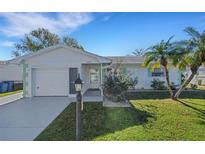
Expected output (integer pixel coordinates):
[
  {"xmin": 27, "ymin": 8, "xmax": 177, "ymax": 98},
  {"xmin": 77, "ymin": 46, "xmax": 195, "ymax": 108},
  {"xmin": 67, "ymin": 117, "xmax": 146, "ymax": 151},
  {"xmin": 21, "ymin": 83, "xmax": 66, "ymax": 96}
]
[
  {"xmin": 0, "ymin": 90, "xmax": 22, "ymax": 97},
  {"xmin": 35, "ymin": 98, "xmax": 205, "ymax": 141},
  {"xmin": 197, "ymin": 85, "xmax": 205, "ymax": 90},
  {"xmin": 186, "ymin": 84, "xmax": 205, "ymax": 90}
]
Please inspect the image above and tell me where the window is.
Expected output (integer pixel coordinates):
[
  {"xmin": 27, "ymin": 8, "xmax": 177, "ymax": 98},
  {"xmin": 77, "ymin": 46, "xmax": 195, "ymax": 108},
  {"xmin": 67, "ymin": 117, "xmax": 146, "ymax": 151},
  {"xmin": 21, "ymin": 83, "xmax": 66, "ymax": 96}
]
[{"xmin": 151, "ymin": 68, "xmax": 164, "ymax": 77}]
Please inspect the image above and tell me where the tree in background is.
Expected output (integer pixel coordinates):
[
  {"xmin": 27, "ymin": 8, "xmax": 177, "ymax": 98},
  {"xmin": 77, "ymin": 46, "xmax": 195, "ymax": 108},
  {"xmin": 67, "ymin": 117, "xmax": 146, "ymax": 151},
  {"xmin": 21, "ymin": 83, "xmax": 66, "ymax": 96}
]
[
  {"xmin": 143, "ymin": 36, "xmax": 180, "ymax": 99},
  {"xmin": 63, "ymin": 36, "xmax": 84, "ymax": 51},
  {"xmin": 12, "ymin": 28, "xmax": 84, "ymax": 57},
  {"xmin": 132, "ymin": 48, "xmax": 145, "ymax": 56},
  {"xmin": 173, "ymin": 27, "xmax": 205, "ymax": 99}
]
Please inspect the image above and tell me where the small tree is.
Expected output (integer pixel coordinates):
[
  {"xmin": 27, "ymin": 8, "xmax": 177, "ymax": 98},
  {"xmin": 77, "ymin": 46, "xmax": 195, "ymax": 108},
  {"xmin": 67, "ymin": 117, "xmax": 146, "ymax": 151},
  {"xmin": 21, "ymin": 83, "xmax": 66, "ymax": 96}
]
[
  {"xmin": 143, "ymin": 36, "xmax": 180, "ymax": 99},
  {"xmin": 132, "ymin": 48, "xmax": 145, "ymax": 56},
  {"xmin": 173, "ymin": 27, "xmax": 205, "ymax": 99}
]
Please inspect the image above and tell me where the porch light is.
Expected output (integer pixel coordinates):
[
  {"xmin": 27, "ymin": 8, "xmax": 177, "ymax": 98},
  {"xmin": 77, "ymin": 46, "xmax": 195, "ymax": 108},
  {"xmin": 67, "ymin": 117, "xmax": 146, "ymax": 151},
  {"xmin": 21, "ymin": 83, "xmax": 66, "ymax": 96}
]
[{"xmin": 75, "ymin": 74, "xmax": 83, "ymax": 92}]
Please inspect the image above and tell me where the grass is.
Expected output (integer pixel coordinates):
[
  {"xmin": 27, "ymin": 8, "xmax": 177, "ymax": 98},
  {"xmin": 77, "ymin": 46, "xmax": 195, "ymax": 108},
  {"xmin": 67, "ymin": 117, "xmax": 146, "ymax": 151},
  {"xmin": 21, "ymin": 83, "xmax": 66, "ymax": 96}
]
[
  {"xmin": 0, "ymin": 90, "xmax": 22, "ymax": 97},
  {"xmin": 35, "ymin": 98, "xmax": 205, "ymax": 141},
  {"xmin": 186, "ymin": 84, "xmax": 205, "ymax": 90},
  {"xmin": 197, "ymin": 85, "xmax": 205, "ymax": 90}
]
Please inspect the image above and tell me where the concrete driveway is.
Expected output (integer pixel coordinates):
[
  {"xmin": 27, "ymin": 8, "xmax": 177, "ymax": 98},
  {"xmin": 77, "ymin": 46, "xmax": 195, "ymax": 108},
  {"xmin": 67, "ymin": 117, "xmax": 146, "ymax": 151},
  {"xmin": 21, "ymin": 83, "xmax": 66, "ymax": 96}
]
[{"xmin": 0, "ymin": 97, "xmax": 72, "ymax": 141}]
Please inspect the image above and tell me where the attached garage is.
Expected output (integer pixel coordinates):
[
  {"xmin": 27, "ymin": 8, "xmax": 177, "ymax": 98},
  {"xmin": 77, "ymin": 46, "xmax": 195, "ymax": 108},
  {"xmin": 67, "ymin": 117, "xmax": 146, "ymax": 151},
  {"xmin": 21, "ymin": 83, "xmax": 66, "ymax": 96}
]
[
  {"xmin": 32, "ymin": 68, "xmax": 69, "ymax": 96},
  {"xmin": 32, "ymin": 68, "xmax": 78, "ymax": 96}
]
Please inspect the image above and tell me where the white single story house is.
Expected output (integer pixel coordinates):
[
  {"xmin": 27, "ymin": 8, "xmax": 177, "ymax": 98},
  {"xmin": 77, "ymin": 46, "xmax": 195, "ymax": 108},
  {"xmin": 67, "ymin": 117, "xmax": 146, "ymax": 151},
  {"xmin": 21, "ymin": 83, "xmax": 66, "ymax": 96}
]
[
  {"xmin": 3, "ymin": 44, "xmax": 182, "ymax": 99},
  {"xmin": 197, "ymin": 67, "xmax": 205, "ymax": 85}
]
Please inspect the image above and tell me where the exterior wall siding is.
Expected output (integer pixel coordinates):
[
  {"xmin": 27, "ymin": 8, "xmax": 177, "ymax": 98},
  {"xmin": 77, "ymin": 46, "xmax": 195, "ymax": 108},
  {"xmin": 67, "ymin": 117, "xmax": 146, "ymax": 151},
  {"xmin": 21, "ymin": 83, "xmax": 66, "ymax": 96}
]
[{"xmin": 111, "ymin": 64, "xmax": 181, "ymax": 89}]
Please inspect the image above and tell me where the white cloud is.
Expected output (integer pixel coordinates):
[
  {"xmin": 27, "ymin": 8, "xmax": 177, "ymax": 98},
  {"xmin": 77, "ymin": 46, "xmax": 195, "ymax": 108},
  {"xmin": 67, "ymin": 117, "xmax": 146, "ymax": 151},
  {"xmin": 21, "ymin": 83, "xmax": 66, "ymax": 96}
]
[
  {"xmin": 0, "ymin": 40, "xmax": 14, "ymax": 47},
  {"xmin": 102, "ymin": 15, "xmax": 112, "ymax": 21},
  {"xmin": 0, "ymin": 13, "xmax": 93, "ymax": 37}
]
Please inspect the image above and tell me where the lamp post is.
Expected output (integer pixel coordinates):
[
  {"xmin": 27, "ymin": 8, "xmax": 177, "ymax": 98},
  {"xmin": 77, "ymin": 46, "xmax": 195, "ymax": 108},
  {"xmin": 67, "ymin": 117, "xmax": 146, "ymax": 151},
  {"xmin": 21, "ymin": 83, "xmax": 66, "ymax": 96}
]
[{"xmin": 74, "ymin": 74, "xmax": 83, "ymax": 141}]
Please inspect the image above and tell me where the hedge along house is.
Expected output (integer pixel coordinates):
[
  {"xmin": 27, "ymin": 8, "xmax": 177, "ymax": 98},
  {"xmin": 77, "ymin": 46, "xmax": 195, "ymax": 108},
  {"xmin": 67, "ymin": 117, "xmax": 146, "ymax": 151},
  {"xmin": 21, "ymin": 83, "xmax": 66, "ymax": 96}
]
[
  {"xmin": 10, "ymin": 44, "xmax": 111, "ymax": 101},
  {"xmin": 108, "ymin": 56, "xmax": 182, "ymax": 89}
]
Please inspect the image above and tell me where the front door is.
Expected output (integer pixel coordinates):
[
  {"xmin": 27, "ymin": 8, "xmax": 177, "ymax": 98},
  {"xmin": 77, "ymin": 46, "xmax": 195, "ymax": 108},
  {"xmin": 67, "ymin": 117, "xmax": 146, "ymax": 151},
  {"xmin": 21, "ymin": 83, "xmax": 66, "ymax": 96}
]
[
  {"xmin": 89, "ymin": 68, "xmax": 99, "ymax": 89},
  {"xmin": 69, "ymin": 68, "xmax": 78, "ymax": 94}
]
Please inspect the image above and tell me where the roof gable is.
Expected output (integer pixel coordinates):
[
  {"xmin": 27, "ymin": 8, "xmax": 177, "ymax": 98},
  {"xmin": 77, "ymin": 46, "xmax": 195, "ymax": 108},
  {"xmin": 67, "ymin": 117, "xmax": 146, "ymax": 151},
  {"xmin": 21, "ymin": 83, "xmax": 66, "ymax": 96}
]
[{"xmin": 9, "ymin": 44, "xmax": 111, "ymax": 64}]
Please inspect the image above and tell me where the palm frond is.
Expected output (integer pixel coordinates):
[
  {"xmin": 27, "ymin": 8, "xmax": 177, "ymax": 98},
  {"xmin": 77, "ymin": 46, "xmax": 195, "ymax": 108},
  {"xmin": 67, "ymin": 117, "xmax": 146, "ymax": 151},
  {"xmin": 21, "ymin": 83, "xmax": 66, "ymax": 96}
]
[
  {"xmin": 165, "ymin": 35, "xmax": 174, "ymax": 47},
  {"xmin": 184, "ymin": 27, "xmax": 201, "ymax": 40},
  {"xmin": 143, "ymin": 53, "xmax": 157, "ymax": 67}
]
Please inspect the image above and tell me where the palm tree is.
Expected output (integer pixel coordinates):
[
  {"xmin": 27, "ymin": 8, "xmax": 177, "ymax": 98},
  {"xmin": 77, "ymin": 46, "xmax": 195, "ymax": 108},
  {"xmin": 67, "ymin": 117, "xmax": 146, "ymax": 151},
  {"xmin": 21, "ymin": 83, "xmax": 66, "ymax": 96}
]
[
  {"xmin": 173, "ymin": 27, "xmax": 205, "ymax": 99},
  {"xmin": 143, "ymin": 36, "xmax": 179, "ymax": 99}
]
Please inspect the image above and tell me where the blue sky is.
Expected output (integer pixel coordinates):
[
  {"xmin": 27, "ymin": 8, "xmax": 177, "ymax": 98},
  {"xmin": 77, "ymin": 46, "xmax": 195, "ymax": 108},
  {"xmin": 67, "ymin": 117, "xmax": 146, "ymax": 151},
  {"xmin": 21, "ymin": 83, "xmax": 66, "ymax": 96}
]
[{"xmin": 1, "ymin": 12, "xmax": 205, "ymax": 60}]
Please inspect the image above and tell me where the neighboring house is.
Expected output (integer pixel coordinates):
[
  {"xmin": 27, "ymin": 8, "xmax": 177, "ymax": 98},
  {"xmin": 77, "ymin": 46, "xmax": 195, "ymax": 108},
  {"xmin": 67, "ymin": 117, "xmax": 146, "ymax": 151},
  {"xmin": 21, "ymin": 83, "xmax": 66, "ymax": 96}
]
[
  {"xmin": 185, "ymin": 67, "xmax": 205, "ymax": 85},
  {"xmin": 5, "ymin": 44, "xmax": 181, "ymax": 98},
  {"xmin": 108, "ymin": 56, "xmax": 182, "ymax": 89},
  {"xmin": 0, "ymin": 60, "xmax": 22, "ymax": 82},
  {"xmin": 197, "ymin": 67, "xmax": 205, "ymax": 85}
]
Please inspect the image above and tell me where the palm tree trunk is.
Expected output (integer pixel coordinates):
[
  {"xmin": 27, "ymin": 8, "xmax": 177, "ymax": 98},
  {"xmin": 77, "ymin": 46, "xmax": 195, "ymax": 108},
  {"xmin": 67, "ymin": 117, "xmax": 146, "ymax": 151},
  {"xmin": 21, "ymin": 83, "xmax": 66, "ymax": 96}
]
[
  {"xmin": 164, "ymin": 66, "xmax": 174, "ymax": 99},
  {"xmin": 174, "ymin": 72, "xmax": 196, "ymax": 99}
]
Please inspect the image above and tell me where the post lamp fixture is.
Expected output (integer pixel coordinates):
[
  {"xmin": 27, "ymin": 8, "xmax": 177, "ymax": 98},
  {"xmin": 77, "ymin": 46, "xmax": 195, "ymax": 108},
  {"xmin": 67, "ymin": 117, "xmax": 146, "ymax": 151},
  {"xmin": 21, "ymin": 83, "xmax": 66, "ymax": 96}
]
[
  {"xmin": 74, "ymin": 74, "xmax": 83, "ymax": 141},
  {"xmin": 75, "ymin": 74, "xmax": 83, "ymax": 92}
]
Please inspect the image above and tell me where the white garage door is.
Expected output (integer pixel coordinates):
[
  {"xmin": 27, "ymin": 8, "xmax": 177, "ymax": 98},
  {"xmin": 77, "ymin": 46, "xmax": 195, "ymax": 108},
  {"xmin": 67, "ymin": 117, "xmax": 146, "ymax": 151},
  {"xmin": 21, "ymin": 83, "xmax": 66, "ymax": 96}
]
[{"xmin": 33, "ymin": 68, "xmax": 69, "ymax": 96}]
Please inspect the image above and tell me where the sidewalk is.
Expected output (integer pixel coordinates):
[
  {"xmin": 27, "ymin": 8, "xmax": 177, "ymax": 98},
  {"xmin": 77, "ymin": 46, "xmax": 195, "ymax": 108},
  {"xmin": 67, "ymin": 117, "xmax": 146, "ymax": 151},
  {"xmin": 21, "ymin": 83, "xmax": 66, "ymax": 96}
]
[{"xmin": 0, "ymin": 92, "xmax": 23, "ymax": 106}]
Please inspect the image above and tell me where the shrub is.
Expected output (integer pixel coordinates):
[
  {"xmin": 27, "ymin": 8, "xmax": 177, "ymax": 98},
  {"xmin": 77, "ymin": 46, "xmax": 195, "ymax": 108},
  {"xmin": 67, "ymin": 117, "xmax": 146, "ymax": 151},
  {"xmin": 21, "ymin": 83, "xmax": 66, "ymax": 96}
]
[
  {"xmin": 129, "ymin": 77, "xmax": 138, "ymax": 89},
  {"xmin": 103, "ymin": 72, "xmax": 133, "ymax": 102},
  {"xmin": 170, "ymin": 82, "xmax": 179, "ymax": 90},
  {"xmin": 198, "ymin": 79, "xmax": 202, "ymax": 85},
  {"xmin": 190, "ymin": 83, "xmax": 198, "ymax": 89},
  {"xmin": 150, "ymin": 79, "xmax": 166, "ymax": 90}
]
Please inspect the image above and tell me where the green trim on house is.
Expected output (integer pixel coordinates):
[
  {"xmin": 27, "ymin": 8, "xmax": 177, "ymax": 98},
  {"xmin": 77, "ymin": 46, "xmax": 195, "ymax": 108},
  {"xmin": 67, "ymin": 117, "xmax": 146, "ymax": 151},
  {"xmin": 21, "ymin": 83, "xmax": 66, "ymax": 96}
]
[{"xmin": 22, "ymin": 60, "xmax": 28, "ymax": 97}]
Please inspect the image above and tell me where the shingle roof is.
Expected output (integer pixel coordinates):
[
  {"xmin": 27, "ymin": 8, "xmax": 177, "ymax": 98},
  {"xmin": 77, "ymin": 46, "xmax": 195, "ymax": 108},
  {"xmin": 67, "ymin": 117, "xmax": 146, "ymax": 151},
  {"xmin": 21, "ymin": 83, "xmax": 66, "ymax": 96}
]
[{"xmin": 107, "ymin": 56, "xmax": 144, "ymax": 64}]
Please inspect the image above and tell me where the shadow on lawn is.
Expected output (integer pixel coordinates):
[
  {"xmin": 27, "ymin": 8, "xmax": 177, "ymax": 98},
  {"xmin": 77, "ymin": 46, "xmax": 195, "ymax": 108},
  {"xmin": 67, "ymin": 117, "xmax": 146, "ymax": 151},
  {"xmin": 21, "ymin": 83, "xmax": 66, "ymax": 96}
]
[
  {"xmin": 81, "ymin": 102, "xmax": 155, "ymax": 140},
  {"xmin": 35, "ymin": 102, "xmax": 155, "ymax": 141},
  {"xmin": 177, "ymin": 100, "xmax": 205, "ymax": 115},
  {"xmin": 181, "ymin": 101, "xmax": 205, "ymax": 107},
  {"xmin": 177, "ymin": 100, "xmax": 205, "ymax": 126}
]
